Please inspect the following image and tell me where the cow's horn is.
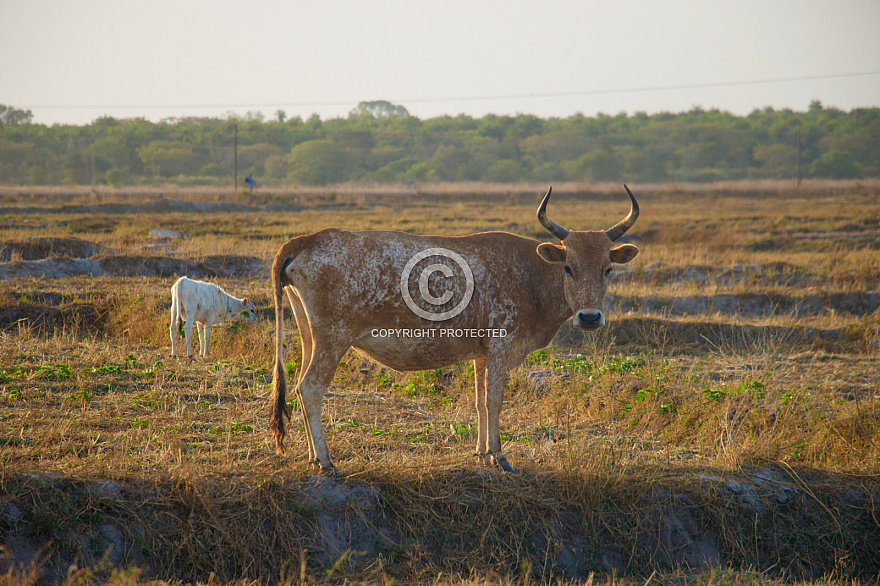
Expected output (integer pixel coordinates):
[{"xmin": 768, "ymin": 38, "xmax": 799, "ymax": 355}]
[
  {"xmin": 537, "ymin": 187, "xmax": 570, "ymax": 241},
  {"xmin": 605, "ymin": 184, "xmax": 640, "ymax": 242}
]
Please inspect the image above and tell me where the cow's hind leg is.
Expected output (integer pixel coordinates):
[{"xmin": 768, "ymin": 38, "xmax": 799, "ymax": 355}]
[
  {"xmin": 296, "ymin": 339, "xmax": 347, "ymax": 476},
  {"xmin": 287, "ymin": 289, "xmax": 318, "ymax": 466}
]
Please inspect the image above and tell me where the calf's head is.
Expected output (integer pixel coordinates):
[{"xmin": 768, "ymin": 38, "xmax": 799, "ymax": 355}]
[
  {"xmin": 236, "ymin": 298, "xmax": 257, "ymax": 321},
  {"xmin": 536, "ymin": 186, "xmax": 640, "ymax": 330}
]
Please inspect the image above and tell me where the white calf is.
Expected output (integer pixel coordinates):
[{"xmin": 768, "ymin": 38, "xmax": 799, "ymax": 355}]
[{"xmin": 169, "ymin": 276, "xmax": 256, "ymax": 358}]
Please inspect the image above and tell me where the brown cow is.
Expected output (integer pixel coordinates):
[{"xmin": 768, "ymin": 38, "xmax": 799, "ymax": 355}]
[{"xmin": 271, "ymin": 186, "xmax": 639, "ymax": 475}]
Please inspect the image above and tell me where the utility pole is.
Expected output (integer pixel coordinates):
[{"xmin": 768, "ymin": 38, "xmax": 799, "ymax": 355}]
[
  {"xmin": 233, "ymin": 123, "xmax": 238, "ymax": 192},
  {"xmin": 795, "ymin": 119, "xmax": 801, "ymax": 189}
]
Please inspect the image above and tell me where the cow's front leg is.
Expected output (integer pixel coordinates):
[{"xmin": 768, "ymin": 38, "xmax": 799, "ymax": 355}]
[
  {"xmin": 473, "ymin": 357, "xmax": 489, "ymax": 462},
  {"xmin": 475, "ymin": 356, "xmax": 515, "ymax": 473},
  {"xmin": 485, "ymin": 360, "xmax": 515, "ymax": 473}
]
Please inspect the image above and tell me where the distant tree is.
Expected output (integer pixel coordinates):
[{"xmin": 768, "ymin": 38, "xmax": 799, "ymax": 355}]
[
  {"xmin": 809, "ymin": 149, "xmax": 861, "ymax": 178},
  {"xmin": 350, "ymin": 101, "xmax": 410, "ymax": 119},
  {"xmin": 373, "ymin": 157, "xmax": 419, "ymax": 182},
  {"xmin": 333, "ymin": 129, "xmax": 375, "ymax": 168},
  {"xmin": 482, "ymin": 159, "xmax": 524, "ymax": 183},
  {"xmin": 237, "ymin": 143, "xmax": 282, "ymax": 175},
  {"xmin": 615, "ymin": 146, "xmax": 650, "ymax": 182},
  {"xmin": 366, "ymin": 145, "xmax": 407, "ymax": 172},
  {"xmin": 399, "ymin": 160, "xmax": 437, "ymax": 182},
  {"xmin": 137, "ymin": 141, "xmax": 203, "ymax": 177},
  {"xmin": 565, "ymin": 149, "xmax": 623, "ymax": 182},
  {"xmin": 284, "ymin": 140, "xmax": 361, "ymax": 185},
  {"xmin": 59, "ymin": 152, "xmax": 88, "ymax": 184},
  {"xmin": 198, "ymin": 162, "xmax": 232, "ymax": 178},
  {"xmin": 3, "ymin": 103, "xmax": 880, "ymax": 186},
  {"xmin": 429, "ymin": 144, "xmax": 490, "ymax": 181},
  {"xmin": 753, "ymin": 144, "xmax": 798, "ymax": 178},
  {"xmin": 520, "ymin": 131, "xmax": 592, "ymax": 170},
  {"xmin": 105, "ymin": 168, "xmax": 127, "ymax": 187},
  {"xmin": 0, "ymin": 104, "xmax": 33, "ymax": 125},
  {"xmin": 27, "ymin": 166, "xmax": 49, "ymax": 185}
]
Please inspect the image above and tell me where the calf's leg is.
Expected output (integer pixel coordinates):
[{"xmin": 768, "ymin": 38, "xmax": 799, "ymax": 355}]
[
  {"xmin": 184, "ymin": 318, "xmax": 195, "ymax": 359},
  {"xmin": 170, "ymin": 308, "xmax": 178, "ymax": 358},
  {"xmin": 200, "ymin": 324, "xmax": 212, "ymax": 357}
]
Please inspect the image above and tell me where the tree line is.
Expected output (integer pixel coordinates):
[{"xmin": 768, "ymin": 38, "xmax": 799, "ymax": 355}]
[{"xmin": 0, "ymin": 100, "xmax": 876, "ymax": 187}]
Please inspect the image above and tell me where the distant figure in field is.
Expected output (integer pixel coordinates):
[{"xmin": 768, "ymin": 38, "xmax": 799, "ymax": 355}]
[
  {"xmin": 245, "ymin": 175, "xmax": 256, "ymax": 193},
  {"xmin": 169, "ymin": 276, "xmax": 256, "ymax": 359}
]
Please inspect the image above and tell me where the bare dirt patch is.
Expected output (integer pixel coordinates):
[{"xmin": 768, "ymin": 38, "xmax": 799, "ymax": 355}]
[
  {"xmin": 0, "ymin": 237, "xmax": 102, "ymax": 261},
  {"xmin": 0, "ymin": 254, "xmax": 268, "ymax": 281}
]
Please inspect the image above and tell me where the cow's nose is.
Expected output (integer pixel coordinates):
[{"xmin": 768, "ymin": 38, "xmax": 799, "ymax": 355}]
[{"xmin": 575, "ymin": 310, "xmax": 605, "ymax": 330}]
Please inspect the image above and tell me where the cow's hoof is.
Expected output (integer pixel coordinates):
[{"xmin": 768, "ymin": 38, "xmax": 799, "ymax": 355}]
[
  {"xmin": 494, "ymin": 455, "xmax": 516, "ymax": 474},
  {"xmin": 321, "ymin": 465, "xmax": 341, "ymax": 479},
  {"xmin": 478, "ymin": 452, "xmax": 516, "ymax": 473}
]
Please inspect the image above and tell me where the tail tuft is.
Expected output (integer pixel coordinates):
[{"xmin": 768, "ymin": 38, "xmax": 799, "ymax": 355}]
[
  {"xmin": 270, "ymin": 355, "xmax": 291, "ymax": 455},
  {"xmin": 270, "ymin": 237, "xmax": 303, "ymax": 456}
]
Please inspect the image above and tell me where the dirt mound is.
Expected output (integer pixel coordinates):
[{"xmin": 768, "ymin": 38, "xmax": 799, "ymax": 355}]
[
  {"xmin": 553, "ymin": 316, "xmax": 875, "ymax": 354},
  {"xmin": 1, "ymin": 468, "xmax": 876, "ymax": 583},
  {"xmin": 618, "ymin": 262, "xmax": 880, "ymax": 290},
  {"xmin": 0, "ymin": 198, "xmax": 311, "ymax": 215},
  {"xmin": 0, "ymin": 237, "xmax": 102, "ymax": 261},
  {"xmin": 608, "ymin": 291, "xmax": 880, "ymax": 317},
  {"xmin": 0, "ymin": 254, "xmax": 268, "ymax": 280},
  {"xmin": 137, "ymin": 198, "xmax": 251, "ymax": 213},
  {"xmin": 0, "ymin": 290, "xmax": 113, "ymax": 333},
  {"xmin": 0, "ymin": 301, "xmax": 107, "ymax": 334}
]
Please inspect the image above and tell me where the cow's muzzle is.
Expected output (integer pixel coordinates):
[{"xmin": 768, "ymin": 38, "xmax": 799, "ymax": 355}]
[{"xmin": 574, "ymin": 310, "xmax": 605, "ymax": 330}]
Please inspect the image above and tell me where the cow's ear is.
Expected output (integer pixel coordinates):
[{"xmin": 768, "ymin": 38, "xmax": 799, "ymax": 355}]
[
  {"xmin": 241, "ymin": 298, "xmax": 248, "ymax": 304},
  {"xmin": 536, "ymin": 242, "xmax": 566, "ymax": 263},
  {"xmin": 610, "ymin": 244, "xmax": 639, "ymax": 264}
]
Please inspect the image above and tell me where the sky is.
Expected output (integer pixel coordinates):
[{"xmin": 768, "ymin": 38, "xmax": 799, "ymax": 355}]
[{"xmin": 3, "ymin": 0, "xmax": 880, "ymax": 126}]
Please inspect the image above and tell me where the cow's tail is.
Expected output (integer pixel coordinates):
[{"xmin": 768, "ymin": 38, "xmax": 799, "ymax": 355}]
[
  {"xmin": 175, "ymin": 300, "xmax": 183, "ymax": 335},
  {"xmin": 270, "ymin": 237, "xmax": 307, "ymax": 455}
]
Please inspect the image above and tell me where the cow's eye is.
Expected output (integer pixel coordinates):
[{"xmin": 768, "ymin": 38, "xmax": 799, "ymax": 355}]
[
  {"xmin": 564, "ymin": 265, "xmax": 573, "ymax": 277},
  {"xmin": 604, "ymin": 266, "xmax": 614, "ymax": 277}
]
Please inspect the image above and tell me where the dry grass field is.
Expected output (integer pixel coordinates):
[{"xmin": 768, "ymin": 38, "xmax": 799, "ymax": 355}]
[{"xmin": 1, "ymin": 180, "xmax": 879, "ymax": 585}]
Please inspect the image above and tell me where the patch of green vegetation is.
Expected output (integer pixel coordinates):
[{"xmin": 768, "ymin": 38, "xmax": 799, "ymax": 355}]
[
  {"xmin": 210, "ymin": 422, "xmax": 254, "ymax": 435},
  {"xmin": 132, "ymin": 391, "xmax": 164, "ymax": 409},
  {"xmin": 32, "ymin": 363, "xmax": 74, "ymax": 380}
]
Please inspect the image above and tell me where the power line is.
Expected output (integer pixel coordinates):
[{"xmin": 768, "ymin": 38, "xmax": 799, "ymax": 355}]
[{"xmin": 24, "ymin": 70, "xmax": 880, "ymax": 111}]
